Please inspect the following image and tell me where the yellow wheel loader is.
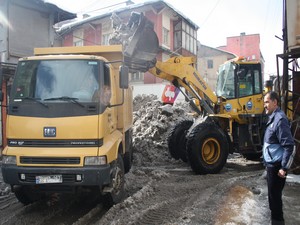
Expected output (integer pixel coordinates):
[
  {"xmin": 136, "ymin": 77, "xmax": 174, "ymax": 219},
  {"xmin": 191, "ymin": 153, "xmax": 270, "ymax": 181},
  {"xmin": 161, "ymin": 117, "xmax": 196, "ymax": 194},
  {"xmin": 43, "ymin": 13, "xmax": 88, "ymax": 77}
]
[{"xmin": 113, "ymin": 12, "xmax": 267, "ymax": 174}]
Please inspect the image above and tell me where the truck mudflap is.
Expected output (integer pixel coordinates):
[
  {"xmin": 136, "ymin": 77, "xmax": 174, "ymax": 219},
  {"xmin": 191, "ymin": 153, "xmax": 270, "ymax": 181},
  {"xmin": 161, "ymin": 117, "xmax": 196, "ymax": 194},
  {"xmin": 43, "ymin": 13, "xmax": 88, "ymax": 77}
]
[
  {"xmin": 109, "ymin": 12, "xmax": 159, "ymax": 72},
  {"xmin": 1, "ymin": 164, "xmax": 111, "ymax": 188}
]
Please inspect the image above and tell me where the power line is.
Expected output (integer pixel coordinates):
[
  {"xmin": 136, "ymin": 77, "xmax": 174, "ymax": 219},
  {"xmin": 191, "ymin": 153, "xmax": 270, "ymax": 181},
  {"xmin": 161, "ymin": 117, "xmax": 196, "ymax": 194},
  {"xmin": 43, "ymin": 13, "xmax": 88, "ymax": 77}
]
[
  {"xmin": 200, "ymin": 0, "xmax": 222, "ymax": 27},
  {"xmin": 76, "ymin": 1, "xmax": 129, "ymax": 15}
]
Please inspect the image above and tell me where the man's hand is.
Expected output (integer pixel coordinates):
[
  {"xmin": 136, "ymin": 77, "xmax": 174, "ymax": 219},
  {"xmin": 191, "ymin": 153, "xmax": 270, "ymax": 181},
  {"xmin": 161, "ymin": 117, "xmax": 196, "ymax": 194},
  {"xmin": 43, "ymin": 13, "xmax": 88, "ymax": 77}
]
[{"xmin": 278, "ymin": 169, "xmax": 287, "ymax": 178}]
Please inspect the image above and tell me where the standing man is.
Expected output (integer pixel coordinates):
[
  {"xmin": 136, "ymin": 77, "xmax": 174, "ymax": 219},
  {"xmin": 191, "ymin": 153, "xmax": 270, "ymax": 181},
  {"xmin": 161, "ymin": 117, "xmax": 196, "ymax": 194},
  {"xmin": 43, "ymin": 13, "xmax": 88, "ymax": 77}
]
[{"xmin": 263, "ymin": 91, "xmax": 295, "ymax": 225}]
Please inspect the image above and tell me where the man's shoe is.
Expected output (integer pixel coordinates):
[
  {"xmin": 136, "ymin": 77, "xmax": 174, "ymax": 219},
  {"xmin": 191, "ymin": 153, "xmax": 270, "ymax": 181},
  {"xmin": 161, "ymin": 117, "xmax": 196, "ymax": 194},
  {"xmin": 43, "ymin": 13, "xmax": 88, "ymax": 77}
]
[{"xmin": 271, "ymin": 219, "xmax": 285, "ymax": 225}]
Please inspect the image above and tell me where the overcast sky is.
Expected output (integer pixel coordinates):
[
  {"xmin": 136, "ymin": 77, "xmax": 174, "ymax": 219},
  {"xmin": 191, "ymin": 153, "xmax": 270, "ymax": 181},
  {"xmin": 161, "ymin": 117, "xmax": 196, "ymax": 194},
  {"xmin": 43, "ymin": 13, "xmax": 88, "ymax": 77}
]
[{"xmin": 47, "ymin": 0, "xmax": 284, "ymax": 78}]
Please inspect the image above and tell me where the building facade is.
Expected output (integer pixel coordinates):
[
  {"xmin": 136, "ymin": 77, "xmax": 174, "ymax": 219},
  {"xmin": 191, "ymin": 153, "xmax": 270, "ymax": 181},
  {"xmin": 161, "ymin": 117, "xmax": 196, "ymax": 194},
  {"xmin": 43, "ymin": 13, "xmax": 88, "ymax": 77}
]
[
  {"xmin": 197, "ymin": 43, "xmax": 236, "ymax": 90},
  {"xmin": 0, "ymin": 0, "xmax": 75, "ymax": 149},
  {"xmin": 56, "ymin": 0, "xmax": 199, "ymax": 87},
  {"xmin": 0, "ymin": 0, "xmax": 75, "ymax": 64},
  {"xmin": 217, "ymin": 33, "xmax": 265, "ymax": 76}
]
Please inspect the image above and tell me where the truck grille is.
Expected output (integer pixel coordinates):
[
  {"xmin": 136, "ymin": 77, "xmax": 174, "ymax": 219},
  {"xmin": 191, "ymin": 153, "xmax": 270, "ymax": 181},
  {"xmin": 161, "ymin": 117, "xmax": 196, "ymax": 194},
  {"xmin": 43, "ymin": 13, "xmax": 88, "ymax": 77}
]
[
  {"xmin": 20, "ymin": 157, "xmax": 80, "ymax": 164},
  {"xmin": 8, "ymin": 139, "xmax": 103, "ymax": 147}
]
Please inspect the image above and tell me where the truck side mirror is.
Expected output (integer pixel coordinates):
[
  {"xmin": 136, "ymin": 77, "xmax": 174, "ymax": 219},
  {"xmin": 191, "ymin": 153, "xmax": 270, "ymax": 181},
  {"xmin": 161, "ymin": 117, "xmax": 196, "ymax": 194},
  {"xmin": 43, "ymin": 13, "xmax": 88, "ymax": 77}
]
[{"xmin": 119, "ymin": 65, "xmax": 129, "ymax": 89}]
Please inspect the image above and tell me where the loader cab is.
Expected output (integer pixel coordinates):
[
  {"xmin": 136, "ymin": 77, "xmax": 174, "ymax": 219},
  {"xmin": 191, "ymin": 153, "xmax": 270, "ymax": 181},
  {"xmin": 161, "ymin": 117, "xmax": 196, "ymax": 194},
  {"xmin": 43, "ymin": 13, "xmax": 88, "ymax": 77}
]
[{"xmin": 216, "ymin": 60, "xmax": 262, "ymax": 99}]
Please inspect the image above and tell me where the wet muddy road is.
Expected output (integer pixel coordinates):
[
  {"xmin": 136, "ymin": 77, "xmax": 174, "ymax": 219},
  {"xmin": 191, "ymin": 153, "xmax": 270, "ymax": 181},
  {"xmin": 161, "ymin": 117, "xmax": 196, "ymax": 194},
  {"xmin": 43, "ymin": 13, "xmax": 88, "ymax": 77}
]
[{"xmin": 1, "ymin": 156, "xmax": 300, "ymax": 225}]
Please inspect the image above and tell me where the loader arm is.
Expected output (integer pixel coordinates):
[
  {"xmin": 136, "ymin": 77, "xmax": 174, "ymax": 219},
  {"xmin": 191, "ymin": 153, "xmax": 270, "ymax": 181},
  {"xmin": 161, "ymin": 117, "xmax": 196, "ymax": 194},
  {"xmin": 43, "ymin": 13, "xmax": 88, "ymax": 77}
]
[
  {"xmin": 149, "ymin": 58, "xmax": 217, "ymax": 114},
  {"xmin": 110, "ymin": 12, "xmax": 217, "ymax": 114}
]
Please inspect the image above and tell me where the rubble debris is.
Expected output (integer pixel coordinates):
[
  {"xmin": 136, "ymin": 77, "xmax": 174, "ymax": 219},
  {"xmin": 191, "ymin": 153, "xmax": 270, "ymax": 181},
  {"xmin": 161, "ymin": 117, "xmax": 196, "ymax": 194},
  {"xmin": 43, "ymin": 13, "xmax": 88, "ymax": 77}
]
[{"xmin": 132, "ymin": 94, "xmax": 194, "ymax": 166}]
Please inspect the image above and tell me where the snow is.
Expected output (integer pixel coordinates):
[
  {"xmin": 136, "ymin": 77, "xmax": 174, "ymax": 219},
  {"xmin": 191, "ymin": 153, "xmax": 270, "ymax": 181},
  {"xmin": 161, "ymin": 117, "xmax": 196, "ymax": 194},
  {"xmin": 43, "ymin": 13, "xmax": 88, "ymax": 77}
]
[{"xmin": 287, "ymin": 174, "xmax": 300, "ymax": 184}]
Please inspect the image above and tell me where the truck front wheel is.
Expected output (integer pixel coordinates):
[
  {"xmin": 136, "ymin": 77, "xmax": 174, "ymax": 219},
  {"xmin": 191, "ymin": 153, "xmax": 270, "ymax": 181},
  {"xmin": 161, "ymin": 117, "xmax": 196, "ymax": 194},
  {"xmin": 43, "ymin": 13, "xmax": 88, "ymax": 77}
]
[
  {"xmin": 186, "ymin": 121, "xmax": 229, "ymax": 174},
  {"xmin": 103, "ymin": 153, "xmax": 125, "ymax": 207},
  {"xmin": 14, "ymin": 186, "xmax": 42, "ymax": 205}
]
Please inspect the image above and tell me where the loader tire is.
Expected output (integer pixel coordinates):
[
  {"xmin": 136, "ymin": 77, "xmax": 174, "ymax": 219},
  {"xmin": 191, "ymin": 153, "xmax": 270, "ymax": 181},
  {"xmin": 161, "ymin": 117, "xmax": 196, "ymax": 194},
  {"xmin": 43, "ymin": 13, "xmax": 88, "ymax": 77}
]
[
  {"xmin": 186, "ymin": 121, "xmax": 229, "ymax": 174},
  {"xmin": 167, "ymin": 120, "xmax": 193, "ymax": 162}
]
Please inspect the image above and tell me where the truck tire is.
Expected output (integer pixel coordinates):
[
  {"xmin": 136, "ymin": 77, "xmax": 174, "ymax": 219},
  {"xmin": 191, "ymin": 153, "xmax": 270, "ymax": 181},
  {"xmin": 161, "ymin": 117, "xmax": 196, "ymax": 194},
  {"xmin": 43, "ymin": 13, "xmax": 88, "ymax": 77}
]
[
  {"xmin": 14, "ymin": 186, "xmax": 41, "ymax": 205},
  {"xmin": 167, "ymin": 120, "xmax": 193, "ymax": 162},
  {"xmin": 186, "ymin": 121, "xmax": 229, "ymax": 174},
  {"xmin": 123, "ymin": 150, "xmax": 133, "ymax": 173},
  {"xmin": 123, "ymin": 130, "xmax": 133, "ymax": 173},
  {"xmin": 103, "ymin": 153, "xmax": 125, "ymax": 208}
]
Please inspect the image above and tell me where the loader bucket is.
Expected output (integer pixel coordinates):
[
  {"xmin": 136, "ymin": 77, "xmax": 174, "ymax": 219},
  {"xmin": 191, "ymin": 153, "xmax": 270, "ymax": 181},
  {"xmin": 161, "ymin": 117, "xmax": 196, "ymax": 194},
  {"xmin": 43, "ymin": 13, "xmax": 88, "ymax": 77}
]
[{"xmin": 110, "ymin": 12, "xmax": 159, "ymax": 72}]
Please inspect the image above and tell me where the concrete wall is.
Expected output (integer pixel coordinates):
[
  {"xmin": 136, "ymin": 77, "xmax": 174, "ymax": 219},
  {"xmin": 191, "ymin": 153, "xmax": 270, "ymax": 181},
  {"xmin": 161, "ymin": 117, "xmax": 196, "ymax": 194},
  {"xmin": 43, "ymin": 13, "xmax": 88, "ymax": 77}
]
[
  {"xmin": 287, "ymin": 0, "xmax": 300, "ymax": 51},
  {"xmin": 218, "ymin": 33, "xmax": 261, "ymax": 61},
  {"xmin": 197, "ymin": 44, "xmax": 235, "ymax": 90},
  {"xmin": 0, "ymin": 0, "xmax": 73, "ymax": 64}
]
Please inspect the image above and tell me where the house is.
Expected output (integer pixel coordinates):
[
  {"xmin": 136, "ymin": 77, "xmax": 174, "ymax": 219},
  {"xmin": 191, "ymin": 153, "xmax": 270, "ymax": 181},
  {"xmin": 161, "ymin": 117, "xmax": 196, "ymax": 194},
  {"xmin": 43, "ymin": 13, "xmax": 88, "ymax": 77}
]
[
  {"xmin": 217, "ymin": 33, "xmax": 265, "ymax": 77},
  {"xmin": 55, "ymin": 0, "xmax": 199, "ymax": 96},
  {"xmin": 197, "ymin": 43, "xmax": 236, "ymax": 90},
  {"xmin": 0, "ymin": 0, "xmax": 75, "ymax": 149},
  {"xmin": 0, "ymin": 0, "xmax": 76, "ymax": 64}
]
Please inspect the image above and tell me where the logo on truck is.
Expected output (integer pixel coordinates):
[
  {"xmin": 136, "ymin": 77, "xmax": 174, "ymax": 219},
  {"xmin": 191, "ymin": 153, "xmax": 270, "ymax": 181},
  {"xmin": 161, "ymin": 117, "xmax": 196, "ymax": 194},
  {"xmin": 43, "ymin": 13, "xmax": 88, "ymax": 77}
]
[{"xmin": 44, "ymin": 127, "xmax": 56, "ymax": 137}]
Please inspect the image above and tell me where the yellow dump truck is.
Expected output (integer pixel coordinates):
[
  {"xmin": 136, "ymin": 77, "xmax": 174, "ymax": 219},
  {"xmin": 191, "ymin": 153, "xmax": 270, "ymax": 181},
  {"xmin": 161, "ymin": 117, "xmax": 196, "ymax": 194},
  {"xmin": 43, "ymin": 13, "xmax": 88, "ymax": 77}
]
[{"xmin": 0, "ymin": 45, "xmax": 133, "ymax": 206}]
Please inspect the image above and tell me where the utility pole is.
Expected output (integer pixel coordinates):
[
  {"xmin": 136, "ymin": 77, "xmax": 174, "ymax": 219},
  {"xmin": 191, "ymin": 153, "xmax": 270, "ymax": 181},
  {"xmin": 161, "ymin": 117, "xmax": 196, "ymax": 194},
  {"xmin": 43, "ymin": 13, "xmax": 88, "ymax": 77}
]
[{"xmin": 282, "ymin": 0, "xmax": 289, "ymax": 112}]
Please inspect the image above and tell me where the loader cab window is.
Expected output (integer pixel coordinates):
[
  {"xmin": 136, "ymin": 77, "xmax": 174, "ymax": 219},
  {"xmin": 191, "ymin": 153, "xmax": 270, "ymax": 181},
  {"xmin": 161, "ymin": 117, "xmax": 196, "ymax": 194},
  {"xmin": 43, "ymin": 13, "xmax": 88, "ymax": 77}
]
[
  {"xmin": 216, "ymin": 62, "xmax": 235, "ymax": 99},
  {"xmin": 237, "ymin": 64, "xmax": 262, "ymax": 97},
  {"xmin": 216, "ymin": 62, "xmax": 262, "ymax": 99}
]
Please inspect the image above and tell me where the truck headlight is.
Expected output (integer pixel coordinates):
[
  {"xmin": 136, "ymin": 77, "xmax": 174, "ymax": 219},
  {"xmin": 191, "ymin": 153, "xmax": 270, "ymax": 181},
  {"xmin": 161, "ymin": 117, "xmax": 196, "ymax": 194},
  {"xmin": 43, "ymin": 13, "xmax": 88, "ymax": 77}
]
[
  {"xmin": 84, "ymin": 156, "xmax": 107, "ymax": 165},
  {"xmin": 2, "ymin": 156, "xmax": 17, "ymax": 165}
]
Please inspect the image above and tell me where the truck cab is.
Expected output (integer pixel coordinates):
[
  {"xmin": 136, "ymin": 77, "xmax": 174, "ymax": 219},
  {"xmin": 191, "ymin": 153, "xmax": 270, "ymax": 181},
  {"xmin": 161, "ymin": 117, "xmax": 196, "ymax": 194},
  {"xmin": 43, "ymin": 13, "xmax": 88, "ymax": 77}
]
[{"xmin": 1, "ymin": 45, "xmax": 133, "ymax": 206}]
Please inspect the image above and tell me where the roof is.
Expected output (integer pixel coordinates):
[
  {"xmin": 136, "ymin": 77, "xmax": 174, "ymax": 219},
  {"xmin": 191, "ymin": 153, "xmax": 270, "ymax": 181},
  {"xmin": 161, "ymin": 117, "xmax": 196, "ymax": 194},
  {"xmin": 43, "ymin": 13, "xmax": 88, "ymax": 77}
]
[
  {"xmin": 55, "ymin": 0, "xmax": 199, "ymax": 34},
  {"xmin": 41, "ymin": 0, "xmax": 77, "ymax": 23},
  {"xmin": 198, "ymin": 43, "xmax": 237, "ymax": 58}
]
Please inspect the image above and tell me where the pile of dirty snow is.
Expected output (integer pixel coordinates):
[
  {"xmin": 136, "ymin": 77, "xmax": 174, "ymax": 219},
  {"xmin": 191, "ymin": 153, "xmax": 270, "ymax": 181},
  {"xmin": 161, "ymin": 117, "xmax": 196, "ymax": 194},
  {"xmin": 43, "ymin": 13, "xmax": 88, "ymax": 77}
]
[
  {"xmin": 132, "ymin": 94, "xmax": 194, "ymax": 167},
  {"xmin": 0, "ymin": 162, "xmax": 11, "ymax": 196}
]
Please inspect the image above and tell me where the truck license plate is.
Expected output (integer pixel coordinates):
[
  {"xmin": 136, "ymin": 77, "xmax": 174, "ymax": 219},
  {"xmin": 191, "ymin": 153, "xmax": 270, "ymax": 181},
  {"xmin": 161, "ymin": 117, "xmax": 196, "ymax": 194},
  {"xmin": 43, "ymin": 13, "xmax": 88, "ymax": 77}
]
[{"xmin": 36, "ymin": 175, "xmax": 62, "ymax": 184}]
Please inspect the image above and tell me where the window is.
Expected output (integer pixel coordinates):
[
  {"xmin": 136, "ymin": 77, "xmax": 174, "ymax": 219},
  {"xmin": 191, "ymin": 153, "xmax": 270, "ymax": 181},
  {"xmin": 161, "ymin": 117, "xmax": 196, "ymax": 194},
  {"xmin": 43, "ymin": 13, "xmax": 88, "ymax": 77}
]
[
  {"xmin": 102, "ymin": 34, "xmax": 110, "ymax": 45},
  {"xmin": 163, "ymin": 27, "xmax": 170, "ymax": 46},
  {"xmin": 11, "ymin": 60, "xmax": 100, "ymax": 102},
  {"xmin": 238, "ymin": 68, "xmax": 253, "ymax": 97},
  {"xmin": 74, "ymin": 40, "xmax": 83, "ymax": 46},
  {"xmin": 73, "ymin": 29, "xmax": 83, "ymax": 46},
  {"xmin": 216, "ymin": 62, "xmax": 235, "ymax": 99},
  {"xmin": 207, "ymin": 59, "xmax": 213, "ymax": 69},
  {"xmin": 254, "ymin": 70, "xmax": 261, "ymax": 94},
  {"xmin": 173, "ymin": 21, "xmax": 197, "ymax": 54},
  {"xmin": 174, "ymin": 31, "xmax": 181, "ymax": 50},
  {"xmin": 130, "ymin": 72, "xmax": 143, "ymax": 82}
]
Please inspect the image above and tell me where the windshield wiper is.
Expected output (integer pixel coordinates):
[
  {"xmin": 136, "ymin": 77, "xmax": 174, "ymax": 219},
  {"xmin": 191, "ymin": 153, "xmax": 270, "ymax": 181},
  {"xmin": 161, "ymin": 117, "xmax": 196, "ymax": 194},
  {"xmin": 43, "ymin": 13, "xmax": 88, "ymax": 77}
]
[
  {"xmin": 17, "ymin": 97, "xmax": 48, "ymax": 108},
  {"xmin": 44, "ymin": 96, "xmax": 84, "ymax": 108}
]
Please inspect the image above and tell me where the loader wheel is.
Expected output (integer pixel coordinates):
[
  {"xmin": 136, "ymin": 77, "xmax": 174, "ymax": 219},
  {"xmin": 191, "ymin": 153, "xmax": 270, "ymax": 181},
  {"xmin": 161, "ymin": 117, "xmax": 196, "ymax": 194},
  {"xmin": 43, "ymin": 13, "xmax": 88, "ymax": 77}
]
[
  {"xmin": 167, "ymin": 120, "xmax": 193, "ymax": 162},
  {"xmin": 103, "ymin": 153, "xmax": 125, "ymax": 208},
  {"xmin": 186, "ymin": 121, "xmax": 229, "ymax": 174},
  {"xmin": 14, "ymin": 186, "xmax": 42, "ymax": 205}
]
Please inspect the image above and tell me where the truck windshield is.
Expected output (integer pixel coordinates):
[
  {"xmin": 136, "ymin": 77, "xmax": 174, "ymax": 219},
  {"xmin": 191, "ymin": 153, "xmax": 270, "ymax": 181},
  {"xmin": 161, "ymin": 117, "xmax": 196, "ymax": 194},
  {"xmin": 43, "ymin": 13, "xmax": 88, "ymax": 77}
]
[
  {"xmin": 10, "ymin": 59, "xmax": 100, "ymax": 102},
  {"xmin": 216, "ymin": 62, "xmax": 235, "ymax": 99}
]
